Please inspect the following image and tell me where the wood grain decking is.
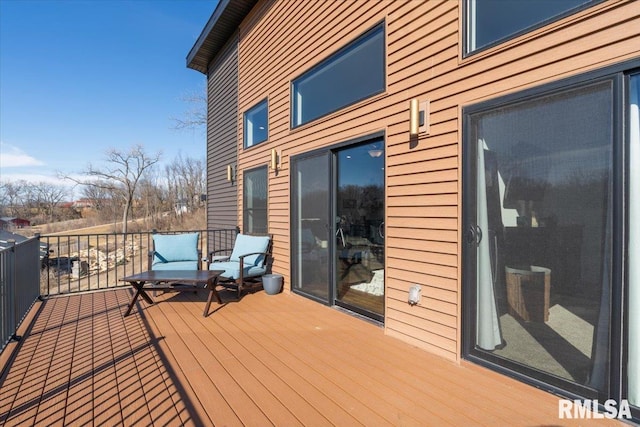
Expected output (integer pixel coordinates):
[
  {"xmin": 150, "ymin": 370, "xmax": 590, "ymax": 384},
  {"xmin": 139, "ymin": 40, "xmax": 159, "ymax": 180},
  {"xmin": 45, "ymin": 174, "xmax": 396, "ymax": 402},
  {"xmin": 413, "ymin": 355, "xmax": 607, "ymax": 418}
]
[{"xmin": 0, "ymin": 288, "xmax": 624, "ymax": 426}]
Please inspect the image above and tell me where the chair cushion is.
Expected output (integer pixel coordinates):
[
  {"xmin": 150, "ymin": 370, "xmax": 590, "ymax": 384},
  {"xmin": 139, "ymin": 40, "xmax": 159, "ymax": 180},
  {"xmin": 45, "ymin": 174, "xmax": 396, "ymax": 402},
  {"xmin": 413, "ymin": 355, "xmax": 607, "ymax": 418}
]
[
  {"xmin": 209, "ymin": 260, "xmax": 266, "ymax": 280},
  {"xmin": 229, "ymin": 234, "xmax": 270, "ymax": 267},
  {"xmin": 152, "ymin": 233, "xmax": 199, "ymax": 264},
  {"xmin": 152, "ymin": 260, "xmax": 199, "ymax": 271}
]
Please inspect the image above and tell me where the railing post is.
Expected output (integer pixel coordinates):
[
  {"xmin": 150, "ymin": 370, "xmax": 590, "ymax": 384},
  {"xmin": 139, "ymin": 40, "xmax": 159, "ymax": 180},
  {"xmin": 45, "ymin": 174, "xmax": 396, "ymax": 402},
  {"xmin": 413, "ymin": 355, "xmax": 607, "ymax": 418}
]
[
  {"xmin": 35, "ymin": 233, "xmax": 45, "ymax": 300},
  {"xmin": 6, "ymin": 239, "xmax": 21, "ymax": 342}
]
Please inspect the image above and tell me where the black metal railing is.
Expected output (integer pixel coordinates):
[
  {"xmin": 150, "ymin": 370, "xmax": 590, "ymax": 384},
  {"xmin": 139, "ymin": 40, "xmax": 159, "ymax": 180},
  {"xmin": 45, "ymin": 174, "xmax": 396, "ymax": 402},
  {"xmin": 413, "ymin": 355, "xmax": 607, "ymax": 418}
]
[
  {"xmin": 0, "ymin": 227, "xmax": 238, "ymax": 355},
  {"xmin": 38, "ymin": 228, "xmax": 238, "ymax": 296},
  {"xmin": 0, "ymin": 237, "xmax": 41, "ymax": 353}
]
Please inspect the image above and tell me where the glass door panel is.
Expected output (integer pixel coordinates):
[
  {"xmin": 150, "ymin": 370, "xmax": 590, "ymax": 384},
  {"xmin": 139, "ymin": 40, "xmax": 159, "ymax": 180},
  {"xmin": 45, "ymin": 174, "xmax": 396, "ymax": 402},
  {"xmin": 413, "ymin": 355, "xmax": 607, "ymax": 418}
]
[
  {"xmin": 468, "ymin": 81, "xmax": 613, "ymax": 393},
  {"xmin": 292, "ymin": 152, "xmax": 330, "ymax": 301},
  {"xmin": 335, "ymin": 142, "xmax": 385, "ymax": 318},
  {"xmin": 629, "ymin": 73, "xmax": 639, "ymax": 408}
]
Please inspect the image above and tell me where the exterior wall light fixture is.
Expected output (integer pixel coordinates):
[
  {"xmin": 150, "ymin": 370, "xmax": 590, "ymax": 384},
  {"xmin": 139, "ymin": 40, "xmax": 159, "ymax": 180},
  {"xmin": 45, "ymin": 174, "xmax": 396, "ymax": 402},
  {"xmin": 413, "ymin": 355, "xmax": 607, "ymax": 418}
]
[
  {"xmin": 410, "ymin": 98, "xmax": 430, "ymax": 136},
  {"xmin": 226, "ymin": 164, "xmax": 234, "ymax": 182},
  {"xmin": 270, "ymin": 148, "xmax": 279, "ymax": 171}
]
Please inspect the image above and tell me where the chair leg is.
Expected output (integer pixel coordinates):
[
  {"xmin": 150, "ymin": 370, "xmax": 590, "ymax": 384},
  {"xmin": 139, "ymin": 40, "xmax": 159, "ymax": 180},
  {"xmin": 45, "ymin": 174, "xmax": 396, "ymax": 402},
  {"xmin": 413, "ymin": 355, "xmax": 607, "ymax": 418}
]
[{"xmin": 238, "ymin": 265, "xmax": 244, "ymax": 299}]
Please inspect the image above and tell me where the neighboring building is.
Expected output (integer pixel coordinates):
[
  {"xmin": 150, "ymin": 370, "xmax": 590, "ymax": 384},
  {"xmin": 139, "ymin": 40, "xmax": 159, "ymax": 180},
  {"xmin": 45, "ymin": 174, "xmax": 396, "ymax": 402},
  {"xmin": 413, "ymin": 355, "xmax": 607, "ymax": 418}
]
[
  {"xmin": 174, "ymin": 199, "xmax": 189, "ymax": 215},
  {"xmin": 0, "ymin": 217, "xmax": 31, "ymax": 229},
  {"xmin": 72, "ymin": 199, "xmax": 95, "ymax": 209},
  {"xmin": 0, "ymin": 230, "xmax": 30, "ymax": 248},
  {"xmin": 188, "ymin": 0, "xmax": 640, "ymax": 417}
]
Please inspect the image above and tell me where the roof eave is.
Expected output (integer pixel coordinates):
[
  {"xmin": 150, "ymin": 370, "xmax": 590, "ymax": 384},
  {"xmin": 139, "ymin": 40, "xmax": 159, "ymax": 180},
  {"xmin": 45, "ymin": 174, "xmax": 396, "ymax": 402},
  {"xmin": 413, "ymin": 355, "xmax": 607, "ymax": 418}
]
[{"xmin": 186, "ymin": 0, "xmax": 257, "ymax": 74}]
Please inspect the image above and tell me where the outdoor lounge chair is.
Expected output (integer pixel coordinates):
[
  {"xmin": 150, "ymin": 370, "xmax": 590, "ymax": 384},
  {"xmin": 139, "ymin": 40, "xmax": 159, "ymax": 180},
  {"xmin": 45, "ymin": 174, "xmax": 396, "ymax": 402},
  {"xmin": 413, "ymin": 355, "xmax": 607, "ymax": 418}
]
[
  {"xmin": 148, "ymin": 232, "xmax": 201, "ymax": 271},
  {"xmin": 206, "ymin": 233, "xmax": 272, "ymax": 298}
]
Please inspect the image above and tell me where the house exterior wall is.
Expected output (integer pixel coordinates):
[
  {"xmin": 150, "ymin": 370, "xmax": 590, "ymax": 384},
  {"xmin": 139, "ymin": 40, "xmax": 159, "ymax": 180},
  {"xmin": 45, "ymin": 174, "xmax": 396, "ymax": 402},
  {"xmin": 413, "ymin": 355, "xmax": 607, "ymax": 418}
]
[
  {"xmin": 222, "ymin": 0, "xmax": 640, "ymax": 361},
  {"xmin": 206, "ymin": 33, "xmax": 240, "ymax": 232},
  {"xmin": 230, "ymin": 1, "xmax": 640, "ymax": 360}
]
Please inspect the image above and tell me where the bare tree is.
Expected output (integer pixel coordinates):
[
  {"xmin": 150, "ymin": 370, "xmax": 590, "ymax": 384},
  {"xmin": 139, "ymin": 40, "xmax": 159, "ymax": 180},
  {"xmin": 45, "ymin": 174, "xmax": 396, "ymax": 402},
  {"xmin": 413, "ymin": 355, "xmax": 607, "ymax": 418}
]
[
  {"xmin": 0, "ymin": 180, "xmax": 26, "ymax": 217},
  {"xmin": 64, "ymin": 145, "xmax": 161, "ymax": 234},
  {"xmin": 1, "ymin": 180, "xmax": 77, "ymax": 224},
  {"xmin": 31, "ymin": 182, "xmax": 69, "ymax": 223},
  {"xmin": 81, "ymin": 180, "xmax": 113, "ymax": 213},
  {"xmin": 171, "ymin": 86, "xmax": 207, "ymax": 131},
  {"xmin": 165, "ymin": 154, "xmax": 206, "ymax": 215},
  {"xmin": 137, "ymin": 171, "xmax": 167, "ymax": 228}
]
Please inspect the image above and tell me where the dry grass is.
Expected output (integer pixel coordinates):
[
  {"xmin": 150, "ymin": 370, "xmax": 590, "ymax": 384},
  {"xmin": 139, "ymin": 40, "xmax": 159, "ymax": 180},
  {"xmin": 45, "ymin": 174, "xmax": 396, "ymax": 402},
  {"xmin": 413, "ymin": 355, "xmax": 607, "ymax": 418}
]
[{"xmin": 26, "ymin": 210, "xmax": 206, "ymax": 237}]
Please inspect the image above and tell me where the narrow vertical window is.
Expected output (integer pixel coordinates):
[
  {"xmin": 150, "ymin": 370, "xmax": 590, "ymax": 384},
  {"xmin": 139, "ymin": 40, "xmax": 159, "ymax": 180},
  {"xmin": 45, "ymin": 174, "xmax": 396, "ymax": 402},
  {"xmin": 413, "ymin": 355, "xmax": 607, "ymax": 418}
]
[
  {"xmin": 244, "ymin": 99, "xmax": 268, "ymax": 148},
  {"xmin": 243, "ymin": 166, "xmax": 268, "ymax": 234}
]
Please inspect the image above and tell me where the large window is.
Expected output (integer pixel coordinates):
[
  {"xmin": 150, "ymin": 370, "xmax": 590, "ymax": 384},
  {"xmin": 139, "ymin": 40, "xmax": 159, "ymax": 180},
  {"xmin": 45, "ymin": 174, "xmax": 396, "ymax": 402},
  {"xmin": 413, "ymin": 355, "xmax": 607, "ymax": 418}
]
[
  {"xmin": 465, "ymin": 0, "xmax": 598, "ymax": 55},
  {"xmin": 291, "ymin": 23, "xmax": 385, "ymax": 127},
  {"xmin": 243, "ymin": 166, "xmax": 267, "ymax": 234},
  {"xmin": 244, "ymin": 99, "xmax": 268, "ymax": 148}
]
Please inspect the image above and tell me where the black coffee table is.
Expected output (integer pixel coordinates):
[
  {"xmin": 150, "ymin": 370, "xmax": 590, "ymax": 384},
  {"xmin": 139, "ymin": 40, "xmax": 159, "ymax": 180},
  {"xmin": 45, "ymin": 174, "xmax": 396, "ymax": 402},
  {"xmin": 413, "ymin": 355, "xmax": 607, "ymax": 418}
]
[{"xmin": 121, "ymin": 270, "xmax": 224, "ymax": 317}]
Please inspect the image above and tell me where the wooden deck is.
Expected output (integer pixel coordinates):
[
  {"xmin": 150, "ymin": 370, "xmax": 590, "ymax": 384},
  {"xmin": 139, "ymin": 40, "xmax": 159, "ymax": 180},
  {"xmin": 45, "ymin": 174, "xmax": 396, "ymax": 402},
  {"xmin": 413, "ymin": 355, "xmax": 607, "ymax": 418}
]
[{"xmin": 0, "ymin": 288, "xmax": 623, "ymax": 426}]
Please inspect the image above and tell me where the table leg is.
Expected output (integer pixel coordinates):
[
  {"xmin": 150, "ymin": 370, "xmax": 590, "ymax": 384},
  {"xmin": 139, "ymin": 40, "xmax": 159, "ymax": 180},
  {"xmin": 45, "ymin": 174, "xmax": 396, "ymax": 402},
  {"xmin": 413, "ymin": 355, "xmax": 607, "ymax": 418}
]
[
  {"xmin": 125, "ymin": 281, "xmax": 154, "ymax": 316},
  {"xmin": 203, "ymin": 276, "xmax": 222, "ymax": 317}
]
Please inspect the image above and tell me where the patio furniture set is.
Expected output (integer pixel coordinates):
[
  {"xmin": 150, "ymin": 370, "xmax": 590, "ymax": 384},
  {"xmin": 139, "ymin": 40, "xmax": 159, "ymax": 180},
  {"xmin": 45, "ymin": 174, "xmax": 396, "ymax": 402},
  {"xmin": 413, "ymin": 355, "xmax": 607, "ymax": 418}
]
[{"xmin": 122, "ymin": 232, "xmax": 275, "ymax": 317}]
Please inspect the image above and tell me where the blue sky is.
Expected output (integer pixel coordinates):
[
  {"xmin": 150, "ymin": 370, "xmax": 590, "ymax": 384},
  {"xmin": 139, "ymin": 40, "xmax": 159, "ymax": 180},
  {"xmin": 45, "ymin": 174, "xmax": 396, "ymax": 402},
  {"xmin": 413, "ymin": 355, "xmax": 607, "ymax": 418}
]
[{"xmin": 0, "ymin": 0, "xmax": 216, "ymax": 194}]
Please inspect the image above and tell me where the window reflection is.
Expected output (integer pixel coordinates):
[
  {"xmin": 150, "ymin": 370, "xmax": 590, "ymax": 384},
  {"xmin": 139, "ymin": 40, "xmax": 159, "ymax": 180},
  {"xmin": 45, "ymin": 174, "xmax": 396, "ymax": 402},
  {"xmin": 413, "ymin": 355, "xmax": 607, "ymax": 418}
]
[
  {"xmin": 243, "ymin": 166, "xmax": 268, "ymax": 234},
  {"xmin": 244, "ymin": 100, "xmax": 268, "ymax": 148},
  {"xmin": 466, "ymin": 0, "xmax": 595, "ymax": 53},
  {"xmin": 292, "ymin": 24, "xmax": 385, "ymax": 127}
]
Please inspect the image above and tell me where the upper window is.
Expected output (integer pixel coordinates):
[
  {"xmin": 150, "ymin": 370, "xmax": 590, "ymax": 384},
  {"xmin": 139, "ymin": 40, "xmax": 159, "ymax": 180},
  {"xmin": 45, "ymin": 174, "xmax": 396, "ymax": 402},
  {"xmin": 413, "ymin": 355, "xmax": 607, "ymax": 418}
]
[
  {"xmin": 243, "ymin": 166, "xmax": 268, "ymax": 234},
  {"xmin": 292, "ymin": 23, "xmax": 385, "ymax": 128},
  {"xmin": 244, "ymin": 99, "xmax": 268, "ymax": 148},
  {"xmin": 465, "ymin": 0, "xmax": 598, "ymax": 55}
]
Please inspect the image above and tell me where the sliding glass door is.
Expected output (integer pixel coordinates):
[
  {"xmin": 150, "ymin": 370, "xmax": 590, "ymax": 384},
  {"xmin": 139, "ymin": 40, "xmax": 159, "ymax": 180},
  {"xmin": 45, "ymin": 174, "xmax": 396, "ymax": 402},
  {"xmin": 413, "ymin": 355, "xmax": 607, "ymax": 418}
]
[
  {"xmin": 291, "ymin": 152, "xmax": 331, "ymax": 301},
  {"xmin": 291, "ymin": 138, "xmax": 385, "ymax": 321},
  {"xmin": 335, "ymin": 143, "xmax": 385, "ymax": 319},
  {"xmin": 465, "ymin": 79, "xmax": 616, "ymax": 395}
]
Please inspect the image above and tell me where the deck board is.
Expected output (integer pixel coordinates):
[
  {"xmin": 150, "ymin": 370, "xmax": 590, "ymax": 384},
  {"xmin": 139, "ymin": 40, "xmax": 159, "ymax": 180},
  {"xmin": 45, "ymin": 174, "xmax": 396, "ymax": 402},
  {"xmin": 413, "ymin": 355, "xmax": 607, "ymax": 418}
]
[
  {"xmin": 0, "ymin": 287, "xmax": 625, "ymax": 426},
  {"xmin": 91, "ymin": 291, "xmax": 124, "ymax": 427},
  {"xmin": 222, "ymin": 294, "xmax": 470, "ymax": 426},
  {"xmin": 64, "ymin": 293, "xmax": 95, "ymax": 426}
]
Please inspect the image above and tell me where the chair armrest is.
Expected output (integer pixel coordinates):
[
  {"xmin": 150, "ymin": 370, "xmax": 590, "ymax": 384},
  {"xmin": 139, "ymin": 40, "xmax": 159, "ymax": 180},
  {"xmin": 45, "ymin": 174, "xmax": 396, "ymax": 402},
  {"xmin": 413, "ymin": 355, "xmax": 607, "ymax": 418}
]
[
  {"xmin": 237, "ymin": 251, "xmax": 269, "ymax": 259},
  {"xmin": 207, "ymin": 248, "xmax": 232, "ymax": 260},
  {"xmin": 205, "ymin": 249, "xmax": 232, "ymax": 268}
]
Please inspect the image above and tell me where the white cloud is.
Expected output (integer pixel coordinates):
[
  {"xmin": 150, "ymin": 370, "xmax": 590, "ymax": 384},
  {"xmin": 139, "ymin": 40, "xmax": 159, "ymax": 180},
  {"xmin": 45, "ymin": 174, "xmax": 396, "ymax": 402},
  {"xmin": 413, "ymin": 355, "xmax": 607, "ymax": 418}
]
[
  {"xmin": 0, "ymin": 171, "xmax": 83, "ymax": 201},
  {"xmin": 0, "ymin": 142, "xmax": 45, "ymax": 168},
  {"xmin": 0, "ymin": 172, "xmax": 65, "ymax": 185}
]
